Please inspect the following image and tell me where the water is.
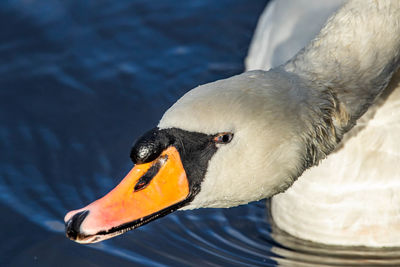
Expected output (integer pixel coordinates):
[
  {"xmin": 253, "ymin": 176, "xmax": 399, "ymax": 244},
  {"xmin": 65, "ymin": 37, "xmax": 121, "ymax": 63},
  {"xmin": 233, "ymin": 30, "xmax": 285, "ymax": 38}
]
[{"xmin": 1, "ymin": 1, "xmax": 399, "ymax": 266}]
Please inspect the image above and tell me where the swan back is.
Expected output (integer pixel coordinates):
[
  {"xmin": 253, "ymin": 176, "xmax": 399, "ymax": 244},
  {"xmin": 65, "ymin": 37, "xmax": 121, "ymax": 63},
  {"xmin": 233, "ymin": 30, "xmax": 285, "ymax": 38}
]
[{"xmin": 246, "ymin": 0, "xmax": 345, "ymax": 71}]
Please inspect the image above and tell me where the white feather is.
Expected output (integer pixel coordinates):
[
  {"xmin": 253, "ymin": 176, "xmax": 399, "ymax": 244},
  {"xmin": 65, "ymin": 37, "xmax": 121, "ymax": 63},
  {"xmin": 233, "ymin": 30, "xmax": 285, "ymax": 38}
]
[
  {"xmin": 248, "ymin": 0, "xmax": 400, "ymax": 247},
  {"xmin": 160, "ymin": 0, "xmax": 400, "ymax": 247}
]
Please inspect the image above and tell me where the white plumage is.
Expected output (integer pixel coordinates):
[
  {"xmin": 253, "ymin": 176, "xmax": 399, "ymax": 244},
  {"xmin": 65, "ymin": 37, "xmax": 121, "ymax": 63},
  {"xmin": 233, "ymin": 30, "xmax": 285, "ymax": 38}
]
[{"xmin": 247, "ymin": 0, "xmax": 400, "ymax": 247}]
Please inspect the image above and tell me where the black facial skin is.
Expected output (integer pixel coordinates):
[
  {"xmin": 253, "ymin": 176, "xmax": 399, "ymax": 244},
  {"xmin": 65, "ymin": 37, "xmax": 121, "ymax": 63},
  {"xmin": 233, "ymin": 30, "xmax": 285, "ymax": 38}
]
[{"xmin": 131, "ymin": 127, "xmax": 223, "ymax": 200}]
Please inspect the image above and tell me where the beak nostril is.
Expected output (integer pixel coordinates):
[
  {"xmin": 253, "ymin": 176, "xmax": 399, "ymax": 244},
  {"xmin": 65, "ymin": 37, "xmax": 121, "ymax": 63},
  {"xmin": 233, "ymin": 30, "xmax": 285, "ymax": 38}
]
[
  {"xmin": 134, "ymin": 154, "xmax": 168, "ymax": 192},
  {"xmin": 65, "ymin": 210, "xmax": 90, "ymax": 240}
]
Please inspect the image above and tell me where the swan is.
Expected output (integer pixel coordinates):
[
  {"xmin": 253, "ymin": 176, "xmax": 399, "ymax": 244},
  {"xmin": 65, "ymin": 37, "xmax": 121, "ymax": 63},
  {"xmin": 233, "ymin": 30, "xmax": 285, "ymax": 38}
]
[
  {"xmin": 247, "ymin": 0, "xmax": 400, "ymax": 247},
  {"xmin": 64, "ymin": 0, "xmax": 400, "ymax": 247}
]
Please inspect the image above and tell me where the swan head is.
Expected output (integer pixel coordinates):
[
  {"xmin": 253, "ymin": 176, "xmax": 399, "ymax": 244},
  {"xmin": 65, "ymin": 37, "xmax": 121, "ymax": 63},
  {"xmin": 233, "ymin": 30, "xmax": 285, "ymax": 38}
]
[{"xmin": 64, "ymin": 70, "xmax": 314, "ymax": 243}]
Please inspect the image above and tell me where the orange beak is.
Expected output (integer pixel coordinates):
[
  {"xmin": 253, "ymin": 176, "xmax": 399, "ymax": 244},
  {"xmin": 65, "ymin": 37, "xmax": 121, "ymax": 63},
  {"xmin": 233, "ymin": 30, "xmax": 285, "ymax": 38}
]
[{"xmin": 64, "ymin": 146, "xmax": 189, "ymax": 243}]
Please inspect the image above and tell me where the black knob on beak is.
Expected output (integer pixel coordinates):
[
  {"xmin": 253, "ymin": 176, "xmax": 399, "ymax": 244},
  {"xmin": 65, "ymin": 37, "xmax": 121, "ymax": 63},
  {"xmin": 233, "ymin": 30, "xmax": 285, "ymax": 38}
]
[{"xmin": 130, "ymin": 128, "xmax": 172, "ymax": 164}]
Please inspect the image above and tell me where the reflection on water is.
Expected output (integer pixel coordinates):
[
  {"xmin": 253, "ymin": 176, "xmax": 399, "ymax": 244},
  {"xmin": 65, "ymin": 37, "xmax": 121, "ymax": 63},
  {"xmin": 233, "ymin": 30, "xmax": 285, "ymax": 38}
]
[
  {"xmin": 1, "ymin": 0, "xmax": 399, "ymax": 266},
  {"xmin": 267, "ymin": 200, "xmax": 400, "ymax": 266}
]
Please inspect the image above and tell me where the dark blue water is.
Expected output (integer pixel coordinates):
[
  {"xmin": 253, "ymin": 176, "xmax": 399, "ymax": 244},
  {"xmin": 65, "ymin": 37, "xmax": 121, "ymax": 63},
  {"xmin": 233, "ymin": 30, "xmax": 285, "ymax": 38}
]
[
  {"xmin": 0, "ymin": 0, "xmax": 270, "ymax": 265},
  {"xmin": 1, "ymin": 1, "xmax": 400, "ymax": 266}
]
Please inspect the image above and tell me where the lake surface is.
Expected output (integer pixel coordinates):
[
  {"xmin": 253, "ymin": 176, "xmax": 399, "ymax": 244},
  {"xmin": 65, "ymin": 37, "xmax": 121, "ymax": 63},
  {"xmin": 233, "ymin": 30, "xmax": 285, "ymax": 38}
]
[{"xmin": 1, "ymin": 1, "xmax": 400, "ymax": 266}]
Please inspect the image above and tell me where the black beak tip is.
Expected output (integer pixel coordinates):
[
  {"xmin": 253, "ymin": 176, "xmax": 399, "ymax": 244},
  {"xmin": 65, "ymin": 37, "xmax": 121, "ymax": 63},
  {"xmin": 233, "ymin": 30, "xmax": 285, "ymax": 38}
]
[{"xmin": 65, "ymin": 210, "xmax": 90, "ymax": 240}]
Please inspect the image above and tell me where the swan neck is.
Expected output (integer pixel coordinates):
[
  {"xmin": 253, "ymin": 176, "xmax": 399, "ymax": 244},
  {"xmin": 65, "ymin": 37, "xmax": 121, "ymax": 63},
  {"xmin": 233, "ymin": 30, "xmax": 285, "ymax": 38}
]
[{"xmin": 285, "ymin": 0, "xmax": 400, "ymax": 131}]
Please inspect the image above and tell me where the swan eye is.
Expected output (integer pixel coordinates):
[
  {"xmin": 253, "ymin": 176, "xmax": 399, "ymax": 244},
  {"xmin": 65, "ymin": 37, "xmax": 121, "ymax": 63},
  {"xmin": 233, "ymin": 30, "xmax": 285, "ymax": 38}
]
[{"xmin": 213, "ymin": 132, "xmax": 233, "ymax": 144}]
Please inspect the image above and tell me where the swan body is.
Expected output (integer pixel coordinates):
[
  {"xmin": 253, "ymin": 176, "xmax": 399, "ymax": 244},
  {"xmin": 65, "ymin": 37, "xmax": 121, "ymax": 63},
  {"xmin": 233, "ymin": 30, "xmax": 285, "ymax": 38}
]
[
  {"xmin": 247, "ymin": 0, "xmax": 400, "ymax": 247},
  {"xmin": 271, "ymin": 81, "xmax": 400, "ymax": 247},
  {"xmin": 246, "ymin": 0, "xmax": 346, "ymax": 71},
  {"xmin": 65, "ymin": 0, "xmax": 400, "ymax": 247}
]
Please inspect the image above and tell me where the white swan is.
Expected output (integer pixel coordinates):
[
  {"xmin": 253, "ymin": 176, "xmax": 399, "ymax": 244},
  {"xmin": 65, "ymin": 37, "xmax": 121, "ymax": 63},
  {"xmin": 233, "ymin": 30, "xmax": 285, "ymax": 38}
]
[
  {"xmin": 65, "ymin": 0, "xmax": 400, "ymax": 247},
  {"xmin": 247, "ymin": 0, "xmax": 400, "ymax": 247}
]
